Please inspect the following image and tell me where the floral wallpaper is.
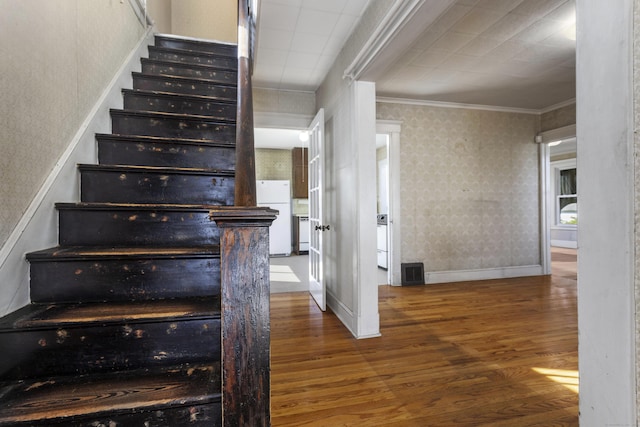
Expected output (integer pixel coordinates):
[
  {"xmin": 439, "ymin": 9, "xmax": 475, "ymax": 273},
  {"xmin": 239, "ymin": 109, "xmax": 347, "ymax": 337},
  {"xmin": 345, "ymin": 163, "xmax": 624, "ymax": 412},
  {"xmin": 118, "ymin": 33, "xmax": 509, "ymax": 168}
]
[
  {"xmin": 255, "ymin": 149, "xmax": 291, "ymax": 181},
  {"xmin": 377, "ymin": 102, "xmax": 541, "ymax": 272},
  {"xmin": 541, "ymin": 103, "xmax": 576, "ymax": 132}
]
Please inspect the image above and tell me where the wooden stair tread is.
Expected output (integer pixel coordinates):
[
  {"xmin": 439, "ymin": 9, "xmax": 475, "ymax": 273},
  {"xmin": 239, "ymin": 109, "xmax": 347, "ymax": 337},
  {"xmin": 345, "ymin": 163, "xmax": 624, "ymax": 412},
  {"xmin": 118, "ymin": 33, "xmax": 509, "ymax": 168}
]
[
  {"xmin": 55, "ymin": 202, "xmax": 223, "ymax": 211},
  {"xmin": 132, "ymin": 71, "xmax": 236, "ymax": 88},
  {"xmin": 0, "ymin": 297, "xmax": 219, "ymax": 330},
  {"xmin": 141, "ymin": 56, "xmax": 237, "ymax": 73},
  {"xmin": 0, "ymin": 364, "xmax": 220, "ymax": 424},
  {"xmin": 27, "ymin": 245, "xmax": 220, "ymax": 261},
  {"xmin": 78, "ymin": 163, "xmax": 235, "ymax": 176},
  {"xmin": 109, "ymin": 108, "xmax": 236, "ymax": 124},
  {"xmin": 96, "ymin": 133, "xmax": 235, "ymax": 147},
  {"xmin": 154, "ymin": 33, "xmax": 237, "ymax": 53},
  {"xmin": 149, "ymin": 44, "xmax": 237, "ymax": 60},
  {"xmin": 122, "ymin": 88, "xmax": 236, "ymax": 104}
]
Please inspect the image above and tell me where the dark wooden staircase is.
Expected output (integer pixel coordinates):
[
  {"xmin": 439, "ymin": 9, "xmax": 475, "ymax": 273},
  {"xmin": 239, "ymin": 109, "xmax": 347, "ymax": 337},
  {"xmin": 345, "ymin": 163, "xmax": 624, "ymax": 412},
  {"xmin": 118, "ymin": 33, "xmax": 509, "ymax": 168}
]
[{"xmin": 0, "ymin": 24, "xmax": 270, "ymax": 427}]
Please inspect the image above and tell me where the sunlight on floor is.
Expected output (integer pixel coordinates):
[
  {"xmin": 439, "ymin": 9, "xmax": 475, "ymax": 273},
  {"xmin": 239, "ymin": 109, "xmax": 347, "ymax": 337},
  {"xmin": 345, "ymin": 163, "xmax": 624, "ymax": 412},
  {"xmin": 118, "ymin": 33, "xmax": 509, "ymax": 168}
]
[
  {"xmin": 270, "ymin": 265, "xmax": 302, "ymax": 283},
  {"xmin": 532, "ymin": 367, "xmax": 579, "ymax": 393}
]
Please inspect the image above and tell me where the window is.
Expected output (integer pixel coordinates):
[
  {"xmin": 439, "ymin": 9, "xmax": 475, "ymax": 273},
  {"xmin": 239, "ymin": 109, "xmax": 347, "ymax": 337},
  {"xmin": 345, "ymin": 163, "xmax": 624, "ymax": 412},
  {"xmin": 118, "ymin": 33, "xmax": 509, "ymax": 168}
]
[{"xmin": 557, "ymin": 167, "xmax": 577, "ymax": 225}]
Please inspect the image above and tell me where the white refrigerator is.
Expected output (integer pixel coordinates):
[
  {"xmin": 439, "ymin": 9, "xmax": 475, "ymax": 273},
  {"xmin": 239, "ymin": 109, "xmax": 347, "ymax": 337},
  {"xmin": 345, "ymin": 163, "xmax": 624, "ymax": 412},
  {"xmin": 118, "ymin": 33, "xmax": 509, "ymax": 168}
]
[{"xmin": 256, "ymin": 180, "xmax": 292, "ymax": 256}]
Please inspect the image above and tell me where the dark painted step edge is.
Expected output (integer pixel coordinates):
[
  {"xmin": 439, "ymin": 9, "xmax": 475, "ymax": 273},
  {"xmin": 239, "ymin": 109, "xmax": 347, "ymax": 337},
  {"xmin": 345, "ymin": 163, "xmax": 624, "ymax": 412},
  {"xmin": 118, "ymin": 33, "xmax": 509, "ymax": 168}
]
[
  {"xmin": 142, "ymin": 56, "xmax": 236, "ymax": 73},
  {"xmin": 155, "ymin": 33, "xmax": 237, "ymax": 53},
  {"xmin": 132, "ymin": 71, "xmax": 236, "ymax": 88},
  {"xmin": 27, "ymin": 245, "xmax": 220, "ymax": 261},
  {"xmin": 78, "ymin": 163, "xmax": 235, "ymax": 177},
  {"xmin": 0, "ymin": 297, "xmax": 220, "ymax": 331},
  {"xmin": 109, "ymin": 108, "xmax": 236, "ymax": 125},
  {"xmin": 54, "ymin": 202, "xmax": 217, "ymax": 211},
  {"xmin": 149, "ymin": 44, "xmax": 236, "ymax": 62},
  {"xmin": 122, "ymin": 88, "xmax": 236, "ymax": 105},
  {"xmin": 0, "ymin": 364, "xmax": 220, "ymax": 426},
  {"xmin": 96, "ymin": 133, "xmax": 235, "ymax": 148}
]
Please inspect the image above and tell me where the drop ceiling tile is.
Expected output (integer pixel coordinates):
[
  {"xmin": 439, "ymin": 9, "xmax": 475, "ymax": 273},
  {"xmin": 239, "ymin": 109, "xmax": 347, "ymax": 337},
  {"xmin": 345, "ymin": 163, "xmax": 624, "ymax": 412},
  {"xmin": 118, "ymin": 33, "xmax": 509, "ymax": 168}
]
[
  {"xmin": 473, "ymin": 0, "xmax": 524, "ymax": 12},
  {"xmin": 510, "ymin": 0, "xmax": 568, "ymax": 20},
  {"xmin": 430, "ymin": 31, "xmax": 475, "ymax": 52},
  {"xmin": 439, "ymin": 53, "xmax": 481, "ymax": 71},
  {"xmin": 482, "ymin": 12, "xmax": 537, "ymax": 40},
  {"xmin": 260, "ymin": 3, "xmax": 300, "ymax": 31},
  {"xmin": 301, "ymin": 0, "xmax": 345, "ymax": 14},
  {"xmin": 411, "ymin": 30, "xmax": 444, "ymax": 52},
  {"xmin": 258, "ymin": 28, "xmax": 295, "ymax": 50},
  {"xmin": 457, "ymin": 36, "xmax": 503, "ymax": 56},
  {"xmin": 411, "ymin": 49, "xmax": 451, "ymax": 68},
  {"xmin": 425, "ymin": 68, "xmax": 462, "ymax": 83},
  {"xmin": 514, "ymin": 19, "xmax": 564, "ymax": 44},
  {"xmin": 484, "ymin": 39, "xmax": 529, "ymax": 59},
  {"xmin": 285, "ymin": 51, "xmax": 320, "ymax": 69},
  {"xmin": 295, "ymin": 9, "xmax": 340, "ymax": 36},
  {"xmin": 390, "ymin": 65, "xmax": 432, "ymax": 82},
  {"xmin": 342, "ymin": 0, "xmax": 371, "ymax": 16},
  {"xmin": 290, "ymin": 33, "xmax": 328, "ymax": 54},
  {"xmin": 262, "ymin": 0, "xmax": 302, "ymax": 8},
  {"xmin": 429, "ymin": 4, "xmax": 474, "ymax": 34},
  {"xmin": 541, "ymin": 0, "xmax": 575, "ymax": 22},
  {"xmin": 451, "ymin": 9, "xmax": 506, "ymax": 35},
  {"xmin": 255, "ymin": 48, "xmax": 289, "ymax": 67}
]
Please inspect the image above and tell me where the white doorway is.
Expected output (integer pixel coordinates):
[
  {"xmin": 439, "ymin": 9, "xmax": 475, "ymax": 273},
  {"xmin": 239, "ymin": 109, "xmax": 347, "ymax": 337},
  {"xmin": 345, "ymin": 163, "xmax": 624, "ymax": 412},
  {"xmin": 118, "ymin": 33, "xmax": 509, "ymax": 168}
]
[{"xmin": 376, "ymin": 120, "xmax": 402, "ymax": 286}]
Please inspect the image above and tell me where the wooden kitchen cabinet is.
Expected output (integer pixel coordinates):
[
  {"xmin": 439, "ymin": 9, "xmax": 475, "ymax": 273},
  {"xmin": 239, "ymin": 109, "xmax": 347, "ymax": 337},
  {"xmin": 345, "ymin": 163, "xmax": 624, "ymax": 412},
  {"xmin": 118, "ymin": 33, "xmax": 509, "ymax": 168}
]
[{"xmin": 292, "ymin": 147, "xmax": 308, "ymax": 198}]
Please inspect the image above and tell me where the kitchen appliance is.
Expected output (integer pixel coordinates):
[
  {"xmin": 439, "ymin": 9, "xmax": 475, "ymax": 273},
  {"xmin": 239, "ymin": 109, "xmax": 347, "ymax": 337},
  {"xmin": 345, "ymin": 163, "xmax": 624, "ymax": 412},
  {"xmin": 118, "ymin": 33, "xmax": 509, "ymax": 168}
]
[
  {"xmin": 377, "ymin": 214, "xmax": 388, "ymax": 269},
  {"xmin": 256, "ymin": 180, "xmax": 292, "ymax": 256},
  {"xmin": 293, "ymin": 216, "xmax": 309, "ymax": 254}
]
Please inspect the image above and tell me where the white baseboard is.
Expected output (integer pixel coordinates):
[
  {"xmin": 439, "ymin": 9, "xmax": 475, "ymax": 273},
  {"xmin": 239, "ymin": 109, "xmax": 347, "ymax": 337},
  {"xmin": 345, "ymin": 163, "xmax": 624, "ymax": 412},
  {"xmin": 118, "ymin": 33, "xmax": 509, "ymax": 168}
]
[
  {"xmin": 424, "ymin": 265, "xmax": 545, "ymax": 284},
  {"xmin": 0, "ymin": 27, "xmax": 155, "ymax": 318},
  {"xmin": 326, "ymin": 289, "xmax": 357, "ymax": 337}
]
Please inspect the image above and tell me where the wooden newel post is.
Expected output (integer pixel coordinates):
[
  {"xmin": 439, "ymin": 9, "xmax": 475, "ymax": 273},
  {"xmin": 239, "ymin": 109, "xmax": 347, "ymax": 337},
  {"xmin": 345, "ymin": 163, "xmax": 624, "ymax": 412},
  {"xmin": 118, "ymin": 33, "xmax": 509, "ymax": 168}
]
[
  {"xmin": 235, "ymin": 0, "xmax": 257, "ymax": 207},
  {"xmin": 211, "ymin": 207, "xmax": 276, "ymax": 427}
]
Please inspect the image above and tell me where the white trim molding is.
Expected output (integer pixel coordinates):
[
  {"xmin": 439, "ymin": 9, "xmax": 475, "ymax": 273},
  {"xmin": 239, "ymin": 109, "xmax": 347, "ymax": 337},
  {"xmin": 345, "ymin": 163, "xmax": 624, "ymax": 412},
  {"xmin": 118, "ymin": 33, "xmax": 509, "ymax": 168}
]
[
  {"xmin": 424, "ymin": 265, "xmax": 544, "ymax": 284},
  {"xmin": 377, "ymin": 96, "xmax": 541, "ymax": 115},
  {"xmin": 536, "ymin": 124, "xmax": 577, "ymax": 144}
]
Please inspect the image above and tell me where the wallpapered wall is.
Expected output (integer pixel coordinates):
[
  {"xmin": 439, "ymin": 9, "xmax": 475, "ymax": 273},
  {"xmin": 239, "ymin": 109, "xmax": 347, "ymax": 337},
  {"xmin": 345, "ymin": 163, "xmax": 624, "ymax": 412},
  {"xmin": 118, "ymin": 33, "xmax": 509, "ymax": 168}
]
[
  {"xmin": 255, "ymin": 149, "xmax": 291, "ymax": 181},
  {"xmin": 377, "ymin": 102, "xmax": 541, "ymax": 272},
  {"xmin": 541, "ymin": 102, "xmax": 576, "ymax": 132},
  {"xmin": 0, "ymin": 1, "xmax": 145, "ymax": 250}
]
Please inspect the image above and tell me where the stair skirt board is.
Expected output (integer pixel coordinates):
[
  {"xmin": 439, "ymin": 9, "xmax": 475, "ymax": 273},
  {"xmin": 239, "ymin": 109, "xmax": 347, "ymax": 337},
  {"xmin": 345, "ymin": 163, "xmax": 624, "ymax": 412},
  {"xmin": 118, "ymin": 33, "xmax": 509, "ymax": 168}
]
[{"xmin": 0, "ymin": 34, "xmax": 239, "ymax": 425}]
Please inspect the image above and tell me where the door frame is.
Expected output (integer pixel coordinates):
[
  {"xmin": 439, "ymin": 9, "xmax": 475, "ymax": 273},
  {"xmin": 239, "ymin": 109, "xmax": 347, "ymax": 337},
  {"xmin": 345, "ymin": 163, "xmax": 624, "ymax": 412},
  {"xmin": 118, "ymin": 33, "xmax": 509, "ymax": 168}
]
[{"xmin": 376, "ymin": 120, "xmax": 402, "ymax": 285}]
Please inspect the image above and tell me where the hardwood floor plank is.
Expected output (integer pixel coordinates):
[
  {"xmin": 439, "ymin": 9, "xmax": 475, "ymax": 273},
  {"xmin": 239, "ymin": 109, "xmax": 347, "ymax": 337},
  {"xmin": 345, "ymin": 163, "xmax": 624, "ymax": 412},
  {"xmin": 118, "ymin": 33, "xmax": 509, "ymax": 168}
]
[{"xmin": 271, "ymin": 249, "xmax": 577, "ymax": 426}]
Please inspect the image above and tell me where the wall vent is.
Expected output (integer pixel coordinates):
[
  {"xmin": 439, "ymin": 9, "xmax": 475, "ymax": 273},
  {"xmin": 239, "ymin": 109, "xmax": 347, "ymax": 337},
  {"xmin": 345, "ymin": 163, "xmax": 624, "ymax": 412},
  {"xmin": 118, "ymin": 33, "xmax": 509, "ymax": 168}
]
[{"xmin": 401, "ymin": 262, "xmax": 424, "ymax": 286}]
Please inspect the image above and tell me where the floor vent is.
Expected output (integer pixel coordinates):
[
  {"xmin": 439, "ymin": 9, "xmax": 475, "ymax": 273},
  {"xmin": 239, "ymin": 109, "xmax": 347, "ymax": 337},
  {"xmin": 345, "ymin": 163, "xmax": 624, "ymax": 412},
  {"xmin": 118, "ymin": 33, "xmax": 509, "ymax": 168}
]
[{"xmin": 401, "ymin": 262, "xmax": 424, "ymax": 286}]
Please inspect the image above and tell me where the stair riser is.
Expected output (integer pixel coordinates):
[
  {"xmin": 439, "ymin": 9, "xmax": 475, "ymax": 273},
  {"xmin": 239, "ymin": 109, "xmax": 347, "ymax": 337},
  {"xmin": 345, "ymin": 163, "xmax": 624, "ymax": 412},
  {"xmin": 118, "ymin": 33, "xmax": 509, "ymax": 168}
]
[
  {"xmin": 97, "ymin": 138, "xmax": 236, "ymax": 170},
  {"xmin": 142, "ymin": 58, "xmax": 236, "ymax": 80},
  {"xmin": 0, "ymin": 318, "xmax": 220, "ymax": 381},
  {"xmin": 80, "ymin": 169, "xmax": 235, "ymax": 205},
  {"xmin": 111, "ymin": 112, "xmax": 236, "ymax": 141},
  {"xmin": 45, "ymin": 404, "xmax": 222, "ymax": 427},
  {"xmin": 58, "ymin": 209, "xmax": 219, "ymax": 247},
  {"xmin": 123, "ymin": 90, "xmax": 236, "ymax": 120},
  {"xmin": 149, "ymin": 47, "xmax": 237, "ymax": 70},
  {"xmin": 155, "ymin": 35, "xmax": 237, "ymax": 57},
  {"xmin": 133, "ymin": 74, "xmax": 237, "ymax": 97},
  {"xmin": 30, "ymin": 257, "xmax": 220, "ymax": 303}
]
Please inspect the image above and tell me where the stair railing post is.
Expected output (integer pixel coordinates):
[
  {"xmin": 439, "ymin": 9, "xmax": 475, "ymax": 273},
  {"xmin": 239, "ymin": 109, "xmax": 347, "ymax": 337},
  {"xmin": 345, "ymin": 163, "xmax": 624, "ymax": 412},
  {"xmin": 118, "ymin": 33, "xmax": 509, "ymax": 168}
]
[
  {"xmin": 235, "ymin": 0, "xmax": 257, "ymax": 207},
  {"xmin": 211, "ymin": 207, "xmax": 276, "ymax": 427}
]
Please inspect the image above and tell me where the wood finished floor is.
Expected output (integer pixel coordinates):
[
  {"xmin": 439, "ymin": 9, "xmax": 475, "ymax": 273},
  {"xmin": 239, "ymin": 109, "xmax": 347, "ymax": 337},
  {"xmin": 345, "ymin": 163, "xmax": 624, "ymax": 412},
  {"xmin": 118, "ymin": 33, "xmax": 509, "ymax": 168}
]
[{"xmin": 271, "ymin": 248, "xmax": 578, "ymax": 426}]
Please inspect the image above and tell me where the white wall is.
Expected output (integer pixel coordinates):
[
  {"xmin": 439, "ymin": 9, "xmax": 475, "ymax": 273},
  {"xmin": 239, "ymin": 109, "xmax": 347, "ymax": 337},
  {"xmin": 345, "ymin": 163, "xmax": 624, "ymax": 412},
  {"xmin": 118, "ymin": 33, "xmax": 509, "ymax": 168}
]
[
  {"xmin": 577, "ymin": 0, "xmax": 637, "ymax": 424},
  {"xmin": 170, "ymin": 0, "xmax": 237, "ymax": 43},
  {"xmin": 313, "ymin": 1, "xmax": 395, "ymax": 339}
]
